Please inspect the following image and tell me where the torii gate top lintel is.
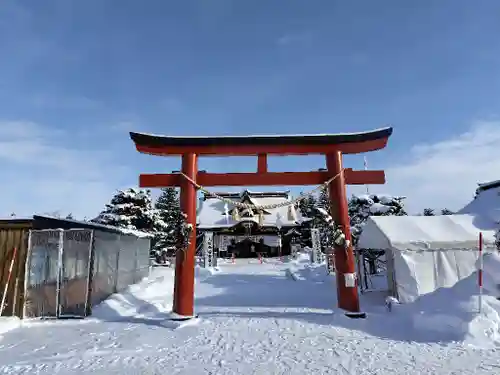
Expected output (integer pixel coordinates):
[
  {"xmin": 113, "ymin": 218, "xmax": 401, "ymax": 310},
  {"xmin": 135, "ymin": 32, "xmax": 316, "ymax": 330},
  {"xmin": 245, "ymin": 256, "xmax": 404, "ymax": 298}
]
[{"xmin": 129, "ymin": 126, "xmax": 393, "ymax": 156}]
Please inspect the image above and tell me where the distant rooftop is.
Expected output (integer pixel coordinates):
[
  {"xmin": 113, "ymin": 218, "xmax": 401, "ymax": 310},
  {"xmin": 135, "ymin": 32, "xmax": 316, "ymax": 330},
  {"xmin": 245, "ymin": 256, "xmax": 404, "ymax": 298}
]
[{"xmin": 476, "ymin": 180, "xmax": 500, "ymax": 195}]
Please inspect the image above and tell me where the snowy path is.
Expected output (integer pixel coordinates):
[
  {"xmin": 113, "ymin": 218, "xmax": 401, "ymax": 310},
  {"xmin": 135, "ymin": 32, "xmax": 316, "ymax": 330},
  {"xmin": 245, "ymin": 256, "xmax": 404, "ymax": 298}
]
[{"xmin": 0, "ymin": 260, "xmax": 499, "ymax": 374}]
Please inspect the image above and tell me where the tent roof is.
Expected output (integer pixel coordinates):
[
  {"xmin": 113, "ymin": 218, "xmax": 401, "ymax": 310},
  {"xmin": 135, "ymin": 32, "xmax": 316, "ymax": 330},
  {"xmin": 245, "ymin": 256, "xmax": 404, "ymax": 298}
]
[{"xmin": 357, "ymin": 214, "xmax": 497, "ymax": 251}]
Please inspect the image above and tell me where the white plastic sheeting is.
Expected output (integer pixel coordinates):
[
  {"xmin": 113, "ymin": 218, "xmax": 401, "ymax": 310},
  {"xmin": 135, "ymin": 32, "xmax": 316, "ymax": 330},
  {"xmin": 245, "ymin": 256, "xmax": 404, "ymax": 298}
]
[{"xmin": 357, "ymin": 214, "xmax": 498, "ymax": 303}]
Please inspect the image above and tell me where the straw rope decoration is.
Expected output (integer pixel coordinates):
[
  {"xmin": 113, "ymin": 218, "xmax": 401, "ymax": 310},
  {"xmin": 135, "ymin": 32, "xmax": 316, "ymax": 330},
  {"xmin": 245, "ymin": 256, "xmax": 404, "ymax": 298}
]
[{"xmin": 175, "ymin": 168, "xmax": 345, "ymax": 210}]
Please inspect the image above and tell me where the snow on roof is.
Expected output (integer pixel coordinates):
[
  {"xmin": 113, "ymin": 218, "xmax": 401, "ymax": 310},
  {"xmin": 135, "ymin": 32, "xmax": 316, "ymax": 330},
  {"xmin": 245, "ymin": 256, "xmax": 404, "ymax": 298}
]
[
  {"xmin": 33, "ymin": 215, "xmax": 154, "ymax": 238},
  {"xmin": 477, "ymin": 179, "xmax": 500, "ymax": 191},
  {"xmin": 357, "ymin": 214, "xmax": 496, "ymax": 251},
  {"xmin": 458, "ymin": 181, "xmax": 500, "ymax": 223},
  {"xmin": 0, "ymin": 216, "xmax": 33, "ymax": 222},
  {"xmin": 197, "ymin": 191, "xmax": 306, "ymax": 229}
]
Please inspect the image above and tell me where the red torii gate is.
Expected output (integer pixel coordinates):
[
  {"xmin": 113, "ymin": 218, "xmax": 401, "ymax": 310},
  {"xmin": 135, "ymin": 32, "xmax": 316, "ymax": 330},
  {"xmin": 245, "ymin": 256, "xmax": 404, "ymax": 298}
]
[{"xmin": 130, "ymin": 127, "xmax": 393, "ymax": 319}]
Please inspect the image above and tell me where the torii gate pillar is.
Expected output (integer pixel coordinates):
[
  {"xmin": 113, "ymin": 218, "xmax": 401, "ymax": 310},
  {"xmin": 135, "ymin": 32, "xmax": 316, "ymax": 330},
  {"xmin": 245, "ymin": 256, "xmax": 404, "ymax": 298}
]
[
  {"xmin": 172, "ymin": 153, "xmax": 198, "ymax": 318},
  {"xmin": 326, "ymin": 151, "xmax": 360, "ymax": 314}
]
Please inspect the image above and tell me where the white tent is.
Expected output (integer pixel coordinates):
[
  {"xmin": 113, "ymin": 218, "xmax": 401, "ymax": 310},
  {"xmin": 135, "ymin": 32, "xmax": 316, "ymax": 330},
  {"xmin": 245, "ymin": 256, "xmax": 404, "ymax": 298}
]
[{"xmin": 357, "ymin": 214, "xmax": 497, "ymax": 303}]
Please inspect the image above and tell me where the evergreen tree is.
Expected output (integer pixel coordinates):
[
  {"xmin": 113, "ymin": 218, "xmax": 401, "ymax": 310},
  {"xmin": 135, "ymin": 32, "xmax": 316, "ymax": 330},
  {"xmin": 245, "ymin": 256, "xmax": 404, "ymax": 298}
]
[
  {"xmin": 441, "ymin": 208, "xmax": 454, "ymax": 215},
  {"xmin": 153, "ymin": 188, "xmax": 182, "ymax": 255},
  {"xmin": 296, "ymin": 194, "xmax": 318, "ymax": 247},
  {"xmin": 315, "ymin": 187, "xmax": 335, "ymax": 251},
  {"xmin": 423, "ymin": 208, "xmax": 435, "ymax": 216},
  {"xmin": 92, "ymin": 188, "xmax": 159, "ymax": 232},
  {"xmin": 348, "ymin": 194, "xmax": 407, "ymax": 246},
  {"xmin": 349, "ymin": 194, "xmax": 407, "ymax": 275},
  {"xmin": 297, "ymin": 193, "xmax": 317, "ymax": 219},
  {"xmin": 318, "ymin": 187, "xmax": 331, "ymax": 211}
]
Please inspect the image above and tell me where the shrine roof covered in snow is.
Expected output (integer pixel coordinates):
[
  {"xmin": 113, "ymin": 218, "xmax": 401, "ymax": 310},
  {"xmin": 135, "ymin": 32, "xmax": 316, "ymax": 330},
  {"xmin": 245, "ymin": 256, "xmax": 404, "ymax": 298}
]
[
  {"xmin": 357, "ymin": 214, "xmax": 497, "ymax": 251},
  {"xmin": 197, "ymin": 190, "xmax": 306, "ymax": 229},
  {"xmin": 129, "ymin": 127, "xmax": 393, "ymax": 156}
]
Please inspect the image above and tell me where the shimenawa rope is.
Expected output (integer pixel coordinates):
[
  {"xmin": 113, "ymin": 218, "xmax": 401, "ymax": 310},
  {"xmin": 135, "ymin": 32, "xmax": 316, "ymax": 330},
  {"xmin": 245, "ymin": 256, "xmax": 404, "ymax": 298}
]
[{"xmin": 175, "ymin": 168, "xmax": 345, "ymax": 210}]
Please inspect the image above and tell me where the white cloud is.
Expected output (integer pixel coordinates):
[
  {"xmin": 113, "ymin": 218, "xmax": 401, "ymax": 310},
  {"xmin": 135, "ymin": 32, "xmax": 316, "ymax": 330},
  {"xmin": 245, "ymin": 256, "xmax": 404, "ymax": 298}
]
[
  {"xmin": 0, "ymin": 120, "xmax": 130, "ymax": 219},
  {"xmin": 359, "ymin": 121, "xmax": 500, "ymax": 214}
]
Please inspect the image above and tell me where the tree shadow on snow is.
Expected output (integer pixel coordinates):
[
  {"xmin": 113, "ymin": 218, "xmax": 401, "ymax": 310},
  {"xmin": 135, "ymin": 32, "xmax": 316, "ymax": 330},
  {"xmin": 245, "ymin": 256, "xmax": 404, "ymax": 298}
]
[{"xmin": 195, "ymin": 270, "xmax": 498, "ymax": 344}]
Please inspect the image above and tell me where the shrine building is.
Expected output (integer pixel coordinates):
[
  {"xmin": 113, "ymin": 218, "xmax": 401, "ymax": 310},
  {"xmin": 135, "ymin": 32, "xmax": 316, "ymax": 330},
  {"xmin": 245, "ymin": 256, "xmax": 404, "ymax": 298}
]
[{"xmin": 196, "ymin": 190, "xmax": 306, "ymax": 258}]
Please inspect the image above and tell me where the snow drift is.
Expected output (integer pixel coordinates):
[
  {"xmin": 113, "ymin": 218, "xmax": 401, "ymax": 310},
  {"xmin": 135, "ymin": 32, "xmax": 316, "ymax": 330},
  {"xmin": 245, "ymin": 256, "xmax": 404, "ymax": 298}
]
[
  {"xmin": 92, "ymin": 269, "xmax": 174, "ymax": 320},
  {"xmin": 459, "ymin": 180, "xmax": 500, "ymax": 224},
  {"xmin": 194, "ymin": 265, "xmax": 220, "ymax": 280},
  {"xmin": 0, "ymin": 317, "xmax": 21, "ymax": 338},
  {"xmin": 393, "ymin": 252, "xmax": 500, "ymax": 348},
  {"xmin": 287, "ymin": 248, "xmax": 500, "ymax": 347},
  {"xmin": 286, "ymin": 252, "xmax": 334, "ymax": 283}
]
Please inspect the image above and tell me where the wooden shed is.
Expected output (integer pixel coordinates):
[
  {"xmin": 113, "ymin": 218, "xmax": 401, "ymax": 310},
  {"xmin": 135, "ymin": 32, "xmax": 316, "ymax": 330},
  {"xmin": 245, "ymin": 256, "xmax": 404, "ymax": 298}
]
[
  {"xmin": 0, "ymin": 218, "xmax": 32, "ymax": 317},
  {"xmin": 0, "ymin": 215, "xmax": 152, "ymax": 319}
]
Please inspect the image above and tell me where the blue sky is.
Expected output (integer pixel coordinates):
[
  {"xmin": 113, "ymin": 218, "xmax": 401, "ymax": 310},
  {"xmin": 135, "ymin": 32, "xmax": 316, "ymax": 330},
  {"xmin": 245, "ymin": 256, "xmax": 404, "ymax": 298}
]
[{"xmin": 1, "ymin": 0, "xmax": 500, "ymax": 218}]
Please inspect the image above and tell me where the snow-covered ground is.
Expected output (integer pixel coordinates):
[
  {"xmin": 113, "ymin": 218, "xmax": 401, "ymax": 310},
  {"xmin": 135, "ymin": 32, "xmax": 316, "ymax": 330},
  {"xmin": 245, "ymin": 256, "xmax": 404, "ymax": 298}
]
[{"xmin": 0, "ymin": 258, "xmax": 500, "ymax": 374}]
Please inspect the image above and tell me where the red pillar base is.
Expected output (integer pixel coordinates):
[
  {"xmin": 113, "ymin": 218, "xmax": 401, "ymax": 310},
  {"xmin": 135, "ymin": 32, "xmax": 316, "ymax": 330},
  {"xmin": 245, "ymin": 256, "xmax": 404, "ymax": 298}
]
[
  {"xmin": 345, "ymin": 312, "xmax": 367, "ymax": 319},
  {"xmin": 169, "ymin": 312, "xmax": 199, "ymax": 321}
]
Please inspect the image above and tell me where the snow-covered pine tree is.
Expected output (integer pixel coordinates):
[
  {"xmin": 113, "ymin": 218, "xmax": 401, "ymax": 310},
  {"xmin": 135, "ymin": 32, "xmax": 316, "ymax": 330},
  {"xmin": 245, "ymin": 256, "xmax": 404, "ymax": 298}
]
[
  {"xmin": 92, "ymin": 188, "xmax": 159, "ymax": 232},
  {"xmin": 153, "ymin": 188, "xmax": 182, "ymax": 258},
  {"xmin": 318, "ymin": 186, "xmax": 330, "ymax": 211},
  {"xmin": 316, "ymin": 187, "xmax": 335, "ymax": 251},
  {"xmin": 296, "ymin": 193, "xmax": 318, "ymax": 247},
  {"xmin": 348, "ymin": 194, "xmax": 407, "ymax": 246},
  {"xmin": 311, "ymin": 206, "xmax": 349, "ymax": 252},
  {"xmin": 423, "ymin": 208, "xmax": 435, "ymax": 216},
  {"xmin": 349, "ymin": 194, "xmax": 406, "ymax": 275},
  {"xmin": 297, "ymin": 193, "xmax": 317, "ymax": 219},
  {"xmin": 176, "ymin": 212, "xmax": 193, "ymax": 258}
]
